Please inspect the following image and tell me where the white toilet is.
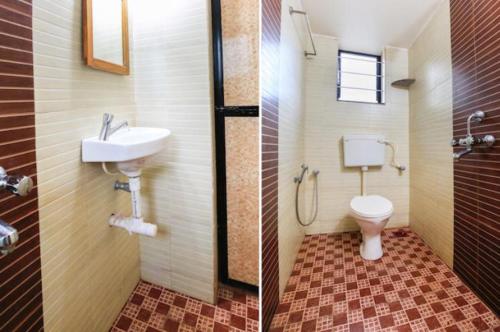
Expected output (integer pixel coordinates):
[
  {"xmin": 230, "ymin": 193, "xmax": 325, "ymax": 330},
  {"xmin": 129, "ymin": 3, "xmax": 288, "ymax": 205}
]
[
  {"xmin": 343, "ymin": 135, "xmax": 394, "ymax": 260},
  {"xmin": 350, "ymin": 195, "xmax": 393, "ymax": 260}
]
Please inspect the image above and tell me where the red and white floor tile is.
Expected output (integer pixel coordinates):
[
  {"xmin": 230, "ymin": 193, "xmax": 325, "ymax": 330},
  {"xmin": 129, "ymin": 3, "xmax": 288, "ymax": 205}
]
[
  {"xmin": 270, "ymin": 228, "xmax": 499, "ymax": 332},
  {"xmin": 111, "ymin": 281, "xmax": 259, "ymax": 332}
]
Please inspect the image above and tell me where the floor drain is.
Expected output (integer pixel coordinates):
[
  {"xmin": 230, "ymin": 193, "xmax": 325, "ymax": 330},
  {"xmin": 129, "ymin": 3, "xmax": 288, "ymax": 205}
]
[{"xmin": 392, "ymin": 229, "xmax": 408, "ymax": 237}]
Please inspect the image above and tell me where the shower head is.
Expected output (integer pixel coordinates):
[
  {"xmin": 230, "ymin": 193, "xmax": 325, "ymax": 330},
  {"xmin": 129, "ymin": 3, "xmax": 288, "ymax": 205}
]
[{"xmin": 294, "ymin": 164, "xmax": 309, "ymax": 183}]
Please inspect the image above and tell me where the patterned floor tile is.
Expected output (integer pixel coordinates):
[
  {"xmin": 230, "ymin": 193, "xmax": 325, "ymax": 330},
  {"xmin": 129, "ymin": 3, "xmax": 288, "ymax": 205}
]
[
  {"xmin": 270, "ymin": 228, "xmax": 500, "ymax": 332},
  {"xmin": 111, "ymin": 281, "xmax": 258, "ymax": 332}
]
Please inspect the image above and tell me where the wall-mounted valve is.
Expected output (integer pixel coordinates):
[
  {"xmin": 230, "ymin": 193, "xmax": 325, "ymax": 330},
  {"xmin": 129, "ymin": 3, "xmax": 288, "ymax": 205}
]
[
  {"xmin": 0, "ymin": 219, "xmax": 18, "ymax": 255},
  {"xmin": 451, "ymin": 111, "xmax": 496, "ymax": 160},
  {"xmin": 450, "ymin": 134, "xmax": 495, "ymax": 148},
  {"xmin": 114, "ymin": 180, "xmax": 130, "ymax": 192},
  {"xmin": 0, "ymin": 167, "xmax": 33, "ymax": 197}
]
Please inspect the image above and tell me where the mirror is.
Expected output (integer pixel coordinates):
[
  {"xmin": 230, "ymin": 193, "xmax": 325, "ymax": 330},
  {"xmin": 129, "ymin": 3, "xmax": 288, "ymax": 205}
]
[{"xmin": 83, "ymin": 0, "xmax": 129, "ymax": 75}]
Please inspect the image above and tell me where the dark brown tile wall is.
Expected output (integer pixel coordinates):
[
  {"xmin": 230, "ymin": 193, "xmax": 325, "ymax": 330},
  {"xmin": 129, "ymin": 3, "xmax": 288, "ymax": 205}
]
[
  {"xmin": 261, "ymin": 0, "xmax": 281, "ymax": 330},
  {"xmin": 450, "ymin": 0, "xmax": 500, "ymax": 315},
  {"xmin": 0, "ymin": 2, "xmax": 44, "ymax": 331}
]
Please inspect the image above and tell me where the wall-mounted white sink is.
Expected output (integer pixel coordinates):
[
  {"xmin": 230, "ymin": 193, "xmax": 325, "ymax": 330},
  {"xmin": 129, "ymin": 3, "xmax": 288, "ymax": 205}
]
[
  {"xmin": 81, "ymin": 123, "xmax": 170, "ymax": 237},
  {"xmin": 82, "ymin": 127, "xmax": 170, "ymax": 163}
]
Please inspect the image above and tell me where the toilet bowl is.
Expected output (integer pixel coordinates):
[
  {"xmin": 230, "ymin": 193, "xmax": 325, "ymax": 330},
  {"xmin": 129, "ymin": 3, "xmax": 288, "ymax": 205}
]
[{"xmin": 350, "ymin": 195, "xmax": 393, "ymax": 260}]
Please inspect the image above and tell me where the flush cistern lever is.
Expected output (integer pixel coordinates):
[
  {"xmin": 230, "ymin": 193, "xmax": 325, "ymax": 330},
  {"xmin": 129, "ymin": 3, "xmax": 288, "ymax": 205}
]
[{"xmin": 0, "ymin": 167, "xmax": 33, "ymax": 197}]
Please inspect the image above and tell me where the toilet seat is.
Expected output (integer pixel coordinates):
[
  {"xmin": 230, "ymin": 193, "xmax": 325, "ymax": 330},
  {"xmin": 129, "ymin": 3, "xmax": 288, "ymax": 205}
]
[{"xmin": 350, "ymin": 195, "xmax": 393, "ymax": 220}]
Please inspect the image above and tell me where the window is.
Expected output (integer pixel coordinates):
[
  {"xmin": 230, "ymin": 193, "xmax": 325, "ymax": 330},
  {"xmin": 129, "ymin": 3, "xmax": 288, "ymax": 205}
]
[{"xmin": 337, "ymin": 50, "xmax": 384, "ymax": 104}]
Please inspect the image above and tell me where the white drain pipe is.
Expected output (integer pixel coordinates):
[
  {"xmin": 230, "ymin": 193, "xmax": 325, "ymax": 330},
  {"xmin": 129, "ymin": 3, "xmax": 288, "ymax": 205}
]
[
  {"xmin": 109, "ymin": 176, "xmax": 157, "ymax": 237},
  {"xmin": 129, "ymin": 176, "xmax": 142, "ymax": 218}
]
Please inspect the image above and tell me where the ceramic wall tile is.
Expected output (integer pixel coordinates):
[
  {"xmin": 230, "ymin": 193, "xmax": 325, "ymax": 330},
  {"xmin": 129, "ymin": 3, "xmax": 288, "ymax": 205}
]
[
  {"xmin": 225, "ymin": 117, "xmax": 259, "ymax": 286},
  {"xmin": 409, "ymin": 0, "xmax": 454, "ymax": 267},
  {"xmin": 33, "ymin": 1, "xmax": 140, "ymax": 331}
]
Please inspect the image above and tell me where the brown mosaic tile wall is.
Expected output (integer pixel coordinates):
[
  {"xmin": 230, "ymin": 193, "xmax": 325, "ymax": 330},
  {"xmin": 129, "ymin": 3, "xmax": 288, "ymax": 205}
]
[
  {"xmin": 226, "ymin": 117, "xmax": 259, "ymax": 286},
  {"xmin": 261, "ymin": 0, "xmax": 281, "ymax": 330},
  {"xmin": 0, "ymin": 1, "xmax": 44, "ymax": 331},
  {"xmin": 450, "ymin": 0, "xmax": 500, "ymax": 315},
  {"xmin": 221, "ymin": 0, "xmax": 259, "ymax": 106},
  {"xmin": 221, "ymin": 0, "xmax": 260, "ymax": 287}
]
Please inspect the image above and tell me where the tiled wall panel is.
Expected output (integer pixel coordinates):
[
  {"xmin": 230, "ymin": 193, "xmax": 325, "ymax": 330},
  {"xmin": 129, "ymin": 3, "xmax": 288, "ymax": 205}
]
[
  {"xmin": 450, "ymin": 0, "xmax": 500, "ymax": 315},
  {"xmin": 221, "ymin": 0, "xmax": 259, "ymax": 287},
  {"xmin": 304, "ymin": 37, "xmax": 410, "ymax": 234},
  {"xmin": 0, "ymin": 3, "xmax": 44, "ymax": 331},
  {"xmin": 221, "ymin": 0, "xmax": 259, "ymax": 106},
  {"xmin": 33, "ymin": 1, "xmax": 140, "ymax": 330},
  {"xmin": 261, "ymin": 0, "xmax": 282, "ymax": 329},
  {"xmin": 225, "ymin": 117, "xmax": 259, "ymax": 286},
  {"xmin": 409, "ymin": 1, "xmax": 454, "ymax": 267},
  {"xmin": 130, "ymin": 0, "xmax": 217, "ymax": 304},
  {"xmin": 277, "ymin": 0, "xmax": 306, "ymax": 298}
]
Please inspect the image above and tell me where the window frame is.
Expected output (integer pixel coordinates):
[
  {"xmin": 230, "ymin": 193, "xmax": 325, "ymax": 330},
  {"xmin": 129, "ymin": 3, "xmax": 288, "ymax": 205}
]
[{"xmin": 336, "ymin": 50, "xmax": 383, "ymax": 104}]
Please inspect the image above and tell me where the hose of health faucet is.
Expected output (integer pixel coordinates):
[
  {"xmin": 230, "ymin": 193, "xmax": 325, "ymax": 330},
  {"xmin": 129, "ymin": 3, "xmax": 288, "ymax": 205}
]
[{"xmin": 295, "ymin": 170, "xmax": 319, "ymax": 226}]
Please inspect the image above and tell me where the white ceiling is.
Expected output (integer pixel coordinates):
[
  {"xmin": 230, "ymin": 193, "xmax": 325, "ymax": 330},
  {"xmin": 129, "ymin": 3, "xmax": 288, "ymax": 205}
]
[{"xmin": 301, "ymin": 0, "xmax": 445, "ymax": 54}]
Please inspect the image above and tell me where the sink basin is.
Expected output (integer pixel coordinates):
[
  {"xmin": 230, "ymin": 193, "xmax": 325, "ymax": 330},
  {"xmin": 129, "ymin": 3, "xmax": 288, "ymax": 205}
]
[{"xmin": 82, "ymin": 127, "xmax": 171, "ymax": 162}]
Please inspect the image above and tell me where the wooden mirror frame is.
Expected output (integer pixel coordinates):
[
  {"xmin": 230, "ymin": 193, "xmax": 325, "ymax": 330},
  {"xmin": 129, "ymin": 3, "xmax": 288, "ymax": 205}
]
[{"xmin": 83, "ymin": 0, "xmax": 130, "ymax": 75}]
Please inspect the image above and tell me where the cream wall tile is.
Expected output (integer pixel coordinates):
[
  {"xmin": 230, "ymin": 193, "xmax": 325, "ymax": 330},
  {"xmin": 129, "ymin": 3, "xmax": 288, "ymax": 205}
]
[
  {"xmin": 221, "ymin": 0, "xmax": 259, "ymax": 106},
  {"xmin": 129, "ymin": 0, "xmax": 217, "ymax": 304},
  {"xmin": 33, "ymin": 1, "xmax": 140, "ymax": 331},
  {"xmin": 409, "ymin": 0, "xmax": 454, "ymax": 267},
  {"xmin": 277, "ymin": 0, "xmax": 307, "ymax": 297},
  {"xmin": 303, "ymin": 36, "xmax": 410, "ymax": 235},
  {"xmin": 34, "ymin": 0, "xmax": 217, "ymax": 330}
]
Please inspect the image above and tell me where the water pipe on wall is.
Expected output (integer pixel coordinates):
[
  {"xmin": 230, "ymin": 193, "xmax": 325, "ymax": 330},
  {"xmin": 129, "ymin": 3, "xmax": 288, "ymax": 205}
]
[
  {"xmin": 109, "ymin": 175, "xmax": 157, "ymax": 237},
  {"xmin": 379, "ymin": 140, "xmax": 406, "ymax": 172}
]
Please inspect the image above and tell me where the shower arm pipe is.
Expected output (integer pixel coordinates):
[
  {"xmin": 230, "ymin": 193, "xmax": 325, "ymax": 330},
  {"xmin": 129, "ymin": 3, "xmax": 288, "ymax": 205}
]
[{"xmin": 289, "ymin": 6, "xmax": 317, "ymax": 57}]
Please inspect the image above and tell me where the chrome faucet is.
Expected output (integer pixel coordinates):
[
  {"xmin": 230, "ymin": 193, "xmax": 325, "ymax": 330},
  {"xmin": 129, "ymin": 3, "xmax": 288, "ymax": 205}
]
[
  {"xmin": 0, "ymin": 167, "xmax": 31, "ymax": 255},
  {"xmin": 99, "ymin": 113, "xmax": 128, "ymax": 141},
  {"xmin": 0, "ymin": 167, "xmax": 33, "ymax": 197},
  {"xmin": 451, "ymin": 111, "xmax": 495, "ymax": 160},
  {"xmin": 453, "ymin": 147, "xmax": 473, "ymax": 160},
  {"xmin": 0, "ymin": 219, "xmax": 18, "ymax": 255}
]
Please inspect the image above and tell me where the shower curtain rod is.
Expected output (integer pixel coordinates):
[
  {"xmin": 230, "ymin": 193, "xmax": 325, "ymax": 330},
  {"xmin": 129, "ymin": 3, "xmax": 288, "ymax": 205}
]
[{"xmin": 289, "ymin": 6, "xmax": 317, "ymax": 57}]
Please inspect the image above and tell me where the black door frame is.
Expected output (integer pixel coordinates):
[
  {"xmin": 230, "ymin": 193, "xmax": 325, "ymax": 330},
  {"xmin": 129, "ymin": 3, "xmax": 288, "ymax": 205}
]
[{"xmin": 211, "ymin": 0, "xmax": 259, "ymax": 293}]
